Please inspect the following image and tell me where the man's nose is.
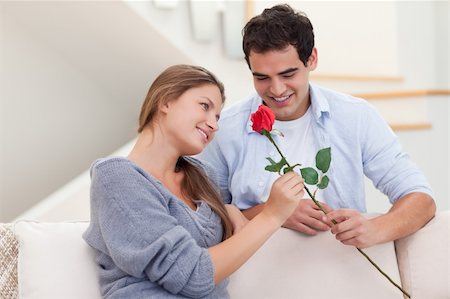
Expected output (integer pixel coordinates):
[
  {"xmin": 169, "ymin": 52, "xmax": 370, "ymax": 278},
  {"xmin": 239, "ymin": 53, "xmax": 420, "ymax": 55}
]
[{"xmin": 269, "ymin": 78, "xmax": 286, "ymax": 96}]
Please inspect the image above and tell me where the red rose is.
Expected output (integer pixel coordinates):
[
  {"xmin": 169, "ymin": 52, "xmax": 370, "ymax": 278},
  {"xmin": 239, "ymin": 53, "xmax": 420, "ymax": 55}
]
[{"xmin": 251, "ymin": 105, "xmax": 276, "ymax": 134}]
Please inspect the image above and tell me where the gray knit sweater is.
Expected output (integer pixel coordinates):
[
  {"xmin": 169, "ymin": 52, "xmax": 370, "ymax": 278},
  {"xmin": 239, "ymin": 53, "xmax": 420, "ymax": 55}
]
[{"xmin": 83, "ymin": 157, "xmax": 229, "ymax": 298}]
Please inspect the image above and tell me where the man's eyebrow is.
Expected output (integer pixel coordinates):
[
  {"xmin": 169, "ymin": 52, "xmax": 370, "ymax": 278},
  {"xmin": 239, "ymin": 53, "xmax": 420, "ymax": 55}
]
[
  {"xmin": 252, "ymin": 67, "xmax": 298, "ymax": 77},
  {"xmin": 278, "ymin": 68, "xmax": 298, "ymax": 75},
  {"xmin": 252, "ymin": 72, "xmax": 268, "ymax": 77}
]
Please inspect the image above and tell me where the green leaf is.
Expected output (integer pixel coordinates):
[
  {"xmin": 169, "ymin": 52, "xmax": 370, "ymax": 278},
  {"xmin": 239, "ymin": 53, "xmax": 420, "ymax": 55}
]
[
  {"xmin": 266, "ymin": 157, "xmax": 277, "ymax": 165},
  {"xmin": 317, "ymin": 175, "xmax": 329, "ymax": 189},
  {"xmin": 282, "ymin": 163, "xmax": 302, "ymax": 174},
  {"xmin": 316, "ymin": 147, "xmax": 331, "ymax": 173},
  {"xmin": 300, "ymin": 167, "xmax": 318, "ymax": 185},
  {"xmin": 265, "ymin": 157, "xmax": 287, "ymax": 173},
  {"xmin": 265, "ymin": 164, "xmax": 279, "ymax": 172}
]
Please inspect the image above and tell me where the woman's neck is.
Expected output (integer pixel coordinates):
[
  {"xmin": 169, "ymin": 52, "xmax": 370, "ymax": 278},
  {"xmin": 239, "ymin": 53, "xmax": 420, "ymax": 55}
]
[
  {"xmin": 128, "ymin": 127, "xmax": 197, "ymax": 210},
  {"xmin": 127, "ymin": 127, "xmax": 180, "ymax": 183}
]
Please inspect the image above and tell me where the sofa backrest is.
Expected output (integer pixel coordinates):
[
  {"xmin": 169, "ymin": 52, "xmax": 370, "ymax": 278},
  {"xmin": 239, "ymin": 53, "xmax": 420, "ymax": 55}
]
[{"xmin": 227, "ymin": 226, "xmax": 403, "ymax": 299}]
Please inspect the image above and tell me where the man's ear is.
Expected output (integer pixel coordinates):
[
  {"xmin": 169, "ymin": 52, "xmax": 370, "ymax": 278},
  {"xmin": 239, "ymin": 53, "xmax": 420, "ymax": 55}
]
[{"xmin": 307, "ymin": 47, "xmax": 318, "ymax": 71}]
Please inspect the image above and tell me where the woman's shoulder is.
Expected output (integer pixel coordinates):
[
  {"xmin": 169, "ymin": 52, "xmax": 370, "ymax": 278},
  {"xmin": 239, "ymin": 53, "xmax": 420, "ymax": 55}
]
[
  {"xmin": 90, "ymin": 157, "xmax": 133, "ymax": 178},
  {"xmin": 90, "ymin": 157, "xmax": 170, "ymax": 207},
  {"xmin": 90, "ymin": 157, "xmax": 159, "ymax": 189}
]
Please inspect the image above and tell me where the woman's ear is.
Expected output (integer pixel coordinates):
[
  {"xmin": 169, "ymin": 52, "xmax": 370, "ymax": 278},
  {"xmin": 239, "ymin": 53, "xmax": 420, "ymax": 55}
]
[{"xmin": 159, "ymin": 101, "xmax": 170, "ymax": 114}]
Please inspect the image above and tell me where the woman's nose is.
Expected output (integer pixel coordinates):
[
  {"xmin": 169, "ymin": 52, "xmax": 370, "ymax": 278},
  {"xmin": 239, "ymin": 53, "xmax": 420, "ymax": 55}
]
[{"xmin": 207, "ymin": 116, "xmax": 218, "ymax": 131}]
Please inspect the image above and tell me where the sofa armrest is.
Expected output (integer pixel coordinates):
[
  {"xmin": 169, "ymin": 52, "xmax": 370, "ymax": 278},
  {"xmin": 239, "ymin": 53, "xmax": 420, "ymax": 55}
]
[{"xmin": 395, "ymin": 211, "xmax": 450, "ymax": 299}]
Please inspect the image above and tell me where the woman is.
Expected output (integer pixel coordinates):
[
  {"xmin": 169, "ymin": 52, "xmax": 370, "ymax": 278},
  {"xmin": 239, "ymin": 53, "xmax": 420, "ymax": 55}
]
[{"xmin": 83, "ymin": 65, "xmax": 304, "ymax": 298}]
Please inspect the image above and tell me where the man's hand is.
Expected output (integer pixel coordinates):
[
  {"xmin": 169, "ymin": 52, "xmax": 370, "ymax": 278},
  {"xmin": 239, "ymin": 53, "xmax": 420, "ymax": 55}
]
[
  {"xmin": 282, "ymin": 199, "xmax": 332, "ymax": 235},
  {"xmin": 323, "ymin": 209, "xmax": 379, "ymax": 248},
  {"xmin": 225, "ymin": 204, "xmax": 249, "ymax": 234},
  {"xmin": 323, "ymin": 193, "xmax": 436, "ymax": 249}
]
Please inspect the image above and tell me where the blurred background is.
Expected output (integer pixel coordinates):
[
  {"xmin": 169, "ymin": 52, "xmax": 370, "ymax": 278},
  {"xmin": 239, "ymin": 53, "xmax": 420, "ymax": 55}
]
[{"xmin": 0, "ymin": 0, "xmax": 448, "ymax": 222}]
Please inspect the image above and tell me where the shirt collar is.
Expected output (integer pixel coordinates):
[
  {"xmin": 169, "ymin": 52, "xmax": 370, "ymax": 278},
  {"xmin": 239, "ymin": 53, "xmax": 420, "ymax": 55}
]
[
  {"xmin": 245, "ymin": 83, "xmax": 331, "ymax": 134},
  {"xmin": 309, "ymin": 82, "xmax": 330, "ymax": 121}
]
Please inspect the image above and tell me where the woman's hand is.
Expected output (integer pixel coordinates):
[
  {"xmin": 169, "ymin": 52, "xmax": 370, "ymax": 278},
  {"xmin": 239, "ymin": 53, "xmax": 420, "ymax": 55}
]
[
  {"xmin": 264, "ymin": 172, "xmax": 305, "ymax": 225},
  {"xmin": 225, "ymin": 204, "xmax": 249, "ymax": 234},
  {"xmin": 208, "ymin": 172, "xmax": 304, "ymax": 284}
]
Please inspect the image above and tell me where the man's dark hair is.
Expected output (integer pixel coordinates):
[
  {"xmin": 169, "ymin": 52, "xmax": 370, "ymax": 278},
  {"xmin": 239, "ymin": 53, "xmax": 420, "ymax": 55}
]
[{"xmin": 242, "ymin": 4, "xmax": 315, "ymax": 68}]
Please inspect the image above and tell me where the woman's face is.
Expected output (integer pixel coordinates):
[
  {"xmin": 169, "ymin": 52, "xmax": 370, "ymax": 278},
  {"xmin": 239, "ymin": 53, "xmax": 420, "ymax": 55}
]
[{"xmin": 161, "ymin": 84, "xmax": 223, "ymax": 156}]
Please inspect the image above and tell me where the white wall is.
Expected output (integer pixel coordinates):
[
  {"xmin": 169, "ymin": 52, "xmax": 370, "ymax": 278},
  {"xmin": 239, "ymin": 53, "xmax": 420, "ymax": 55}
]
[
  {"xmin": 3, "ymin": 1, "xmax": 449, "ymax": 221},
  {"xmin": 434, "ymin": 1, "xmax": 449, "ymax": 88},
  {"xmin": 0, "ymin": 11, "xmax": 133, "ymax": 220},
  {"xmin": 0, "ymin": 1, "xmax": 192, "ymax": 221},
  {"xmin": 254, "ymin": 1, "xmax": 400, "ymax": 77},
  {"xmin": 126, "ymin": 1, "xmax": 255, "ymax": 105}
]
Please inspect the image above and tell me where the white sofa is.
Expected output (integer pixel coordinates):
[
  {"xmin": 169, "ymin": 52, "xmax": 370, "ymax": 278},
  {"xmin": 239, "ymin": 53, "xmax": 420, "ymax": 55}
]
[{"xmin": 1, "ymin": 211, "xmax": 449, "ymax": 299}]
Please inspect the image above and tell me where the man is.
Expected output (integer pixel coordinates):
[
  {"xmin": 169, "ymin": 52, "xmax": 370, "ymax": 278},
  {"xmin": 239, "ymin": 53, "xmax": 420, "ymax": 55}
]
[{"xmin": 199, "ymin": 4, "xmax": 435, "ymax": 248}]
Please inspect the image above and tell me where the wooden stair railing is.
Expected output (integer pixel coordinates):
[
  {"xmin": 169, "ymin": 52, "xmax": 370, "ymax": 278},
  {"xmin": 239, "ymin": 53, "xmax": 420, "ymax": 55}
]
[
  {"xmin": 353, "ymin": 89, "xmax": 450, "ymax": 100},
  {"xmin": 351, "ymin": 89, "xmax": 449, "ymax": 131},
  {"xmin": 311, "ymin": 74, "xmax": 403, "ymax": 82}
]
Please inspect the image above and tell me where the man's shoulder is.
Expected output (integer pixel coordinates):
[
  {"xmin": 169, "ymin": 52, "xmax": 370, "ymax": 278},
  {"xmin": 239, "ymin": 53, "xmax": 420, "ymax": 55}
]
[
  {"xmin": 312, "ymin": 84, "xmax": 374, "ymax": 117},
  {"xmin": 313, "ymin": 84, "xmax": 367, "ymax": 106}
]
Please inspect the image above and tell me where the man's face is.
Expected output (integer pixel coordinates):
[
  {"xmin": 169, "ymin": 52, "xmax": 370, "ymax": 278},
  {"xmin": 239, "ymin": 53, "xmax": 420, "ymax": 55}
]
[{"xmin": 249, "ymin": 45, "xmax": 317, "ymax": 121}]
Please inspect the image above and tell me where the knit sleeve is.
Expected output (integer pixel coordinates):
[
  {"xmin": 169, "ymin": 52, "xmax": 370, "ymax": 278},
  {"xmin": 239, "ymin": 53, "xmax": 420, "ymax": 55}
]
[{"xmin": 91, "ymin": 159, "xmax": 216, "ymax": 298}]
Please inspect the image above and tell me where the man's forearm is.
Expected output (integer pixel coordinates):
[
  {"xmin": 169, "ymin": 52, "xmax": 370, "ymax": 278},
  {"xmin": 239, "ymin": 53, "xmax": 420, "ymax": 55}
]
[
  {"xmin": 242, "ymin": 203, "xmax": 265, "ymax": 220},
  {"xmin": 372, "ymin": 192, "xmax": 436, "ymax": 243}
]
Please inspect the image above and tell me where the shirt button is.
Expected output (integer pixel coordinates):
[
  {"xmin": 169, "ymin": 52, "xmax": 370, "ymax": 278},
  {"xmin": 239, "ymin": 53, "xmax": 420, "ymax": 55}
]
[{"xmin": 258, "ymin": 181, "xmax": 264, "ymax": 187}]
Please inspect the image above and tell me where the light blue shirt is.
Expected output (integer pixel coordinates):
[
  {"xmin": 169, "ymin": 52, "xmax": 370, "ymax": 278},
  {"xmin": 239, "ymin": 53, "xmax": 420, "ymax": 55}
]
[{"xmin": 199, "ymin": 83, "xmax": 433, "ymax": 212}]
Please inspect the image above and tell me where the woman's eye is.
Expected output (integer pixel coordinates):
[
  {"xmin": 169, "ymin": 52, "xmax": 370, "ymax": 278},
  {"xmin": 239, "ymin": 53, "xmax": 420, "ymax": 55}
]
[
  {"xmin": 200, "ymin": 102, "xmax": 209, "ymax": 110},
  {"xmin": 282, "ymin": 73, "xmax": 295, "ymax": 78}
]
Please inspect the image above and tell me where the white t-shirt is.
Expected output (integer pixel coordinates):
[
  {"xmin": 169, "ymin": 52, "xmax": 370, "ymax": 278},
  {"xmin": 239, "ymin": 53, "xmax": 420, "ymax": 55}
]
[{"xmin": 261, "ymin": 107, "xmax": 323, "ymax": 202}]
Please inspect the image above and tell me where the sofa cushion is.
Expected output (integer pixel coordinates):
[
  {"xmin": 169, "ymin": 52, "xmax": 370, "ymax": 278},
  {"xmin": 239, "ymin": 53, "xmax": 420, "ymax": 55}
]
[
  {"xmin": 0, "ymin": 224, "xmax": 18, "ymax": 299},
  {"xmin": 228, "ymin": 227, "xmax": 404, "ymax": 299},
  {"xmin": 395, "ymin": 211, "xmax": 450, "ymax": 299},
  {"xmin": 14, "ymin": 221, "xmax": 101, "ymax": 299}
]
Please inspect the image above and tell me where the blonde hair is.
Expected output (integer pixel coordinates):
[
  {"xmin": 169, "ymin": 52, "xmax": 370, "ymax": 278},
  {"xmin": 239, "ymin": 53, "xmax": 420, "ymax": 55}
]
[{"xmin": 138, "ymin": 65, "xmax": 232, "ymax": 240}]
